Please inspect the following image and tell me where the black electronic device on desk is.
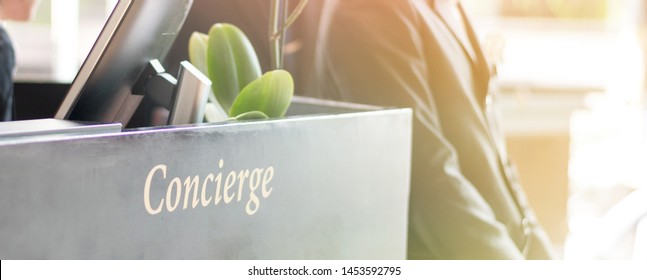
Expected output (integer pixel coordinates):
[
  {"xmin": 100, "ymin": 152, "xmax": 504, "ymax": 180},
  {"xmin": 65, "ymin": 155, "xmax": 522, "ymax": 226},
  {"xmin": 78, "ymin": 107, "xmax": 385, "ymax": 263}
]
[
  {"xmin": 2, "ymin": 0, "xmax": 207, "ymax": 140},
  {"xmin": 54, "ymin": 0, "xmax": 209, "ymax": 128}
]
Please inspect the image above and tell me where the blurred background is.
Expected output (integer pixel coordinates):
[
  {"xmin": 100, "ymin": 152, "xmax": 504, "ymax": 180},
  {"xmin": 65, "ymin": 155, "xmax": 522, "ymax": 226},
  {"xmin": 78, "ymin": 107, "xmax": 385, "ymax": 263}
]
[
  {"xmin": 463, "ymin": 0, "xmax": 647, "ymax": 260},
  {"xmin": 5, "ymin": 0, "xmax": 647, "ymax": 259}
]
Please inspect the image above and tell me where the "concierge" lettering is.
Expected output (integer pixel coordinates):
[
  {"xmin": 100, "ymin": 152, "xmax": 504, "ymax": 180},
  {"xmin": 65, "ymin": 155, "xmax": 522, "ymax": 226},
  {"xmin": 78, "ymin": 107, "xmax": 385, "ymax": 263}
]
[{"xmin": 143, "ymin": 159, "xmax": 274, "ymax": 216}]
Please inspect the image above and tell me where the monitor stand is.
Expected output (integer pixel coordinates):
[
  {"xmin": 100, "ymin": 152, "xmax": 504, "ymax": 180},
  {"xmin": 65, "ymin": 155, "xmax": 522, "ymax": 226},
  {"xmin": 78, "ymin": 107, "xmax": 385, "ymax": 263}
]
[
  {"xmin": 168, "ymin": 61, "xmax": 212, "ymax": 125},
  {"xmin": 128, "ymin": 59, "xmax": 211, "ymax": 126}
]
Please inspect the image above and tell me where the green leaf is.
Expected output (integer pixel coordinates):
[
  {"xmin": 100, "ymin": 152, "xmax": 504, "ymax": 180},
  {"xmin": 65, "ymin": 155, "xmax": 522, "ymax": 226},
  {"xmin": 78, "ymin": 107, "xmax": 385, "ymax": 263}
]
[
  {"xmin": 229, "ymin": 70, "xmax": 294, "ymax": 118},
  {"xmin": 207, "ymin": 23, "xmax": 262, "ymax": 112},
  {"xmin": 188, "ymin": 32, "xmax": 209, "ymax": 75},
  {"xmin": 233, "ymin": 111, "xmax": 270, "ymax": 120}
]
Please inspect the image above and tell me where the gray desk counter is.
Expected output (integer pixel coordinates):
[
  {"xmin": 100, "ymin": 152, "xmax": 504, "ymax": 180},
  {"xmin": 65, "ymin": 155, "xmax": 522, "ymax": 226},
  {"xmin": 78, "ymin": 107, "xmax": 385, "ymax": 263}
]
[{"xmin": 0, "ymin": 98, "xmax": 412, "ymax": 259}]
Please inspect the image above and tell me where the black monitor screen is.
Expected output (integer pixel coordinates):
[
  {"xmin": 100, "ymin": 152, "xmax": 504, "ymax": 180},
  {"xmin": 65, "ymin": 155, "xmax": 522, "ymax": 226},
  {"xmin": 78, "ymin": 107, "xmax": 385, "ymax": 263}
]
[{"xmin": 54, "ymin": 0, "xmax": 193, "ymax": 125}]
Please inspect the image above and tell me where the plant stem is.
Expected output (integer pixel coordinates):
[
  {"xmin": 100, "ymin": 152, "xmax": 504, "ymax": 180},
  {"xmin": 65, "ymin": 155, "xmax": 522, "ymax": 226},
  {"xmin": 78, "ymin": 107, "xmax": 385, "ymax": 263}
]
[
  {"xmin": 269, "ymin": 0, "xmax": 288, "ymax": 70},
  {"xmin": 269, "ymin": 0, "xmax": 310, "ymax": 70},
  {"xmin": 283, "ymin": 0, "xmax": 310, "ymax": 33}
]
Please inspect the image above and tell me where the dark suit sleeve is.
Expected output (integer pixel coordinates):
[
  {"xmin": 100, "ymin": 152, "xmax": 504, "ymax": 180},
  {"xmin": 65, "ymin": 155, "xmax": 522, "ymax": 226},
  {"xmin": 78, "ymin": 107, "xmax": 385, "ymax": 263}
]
[
  {"xmin": 315, "ymin": 0, "xmax": 525, "ymax": 259},
  {"xmin": 0, "ymin": 26, "xmax": 15, "ymax": 122}
]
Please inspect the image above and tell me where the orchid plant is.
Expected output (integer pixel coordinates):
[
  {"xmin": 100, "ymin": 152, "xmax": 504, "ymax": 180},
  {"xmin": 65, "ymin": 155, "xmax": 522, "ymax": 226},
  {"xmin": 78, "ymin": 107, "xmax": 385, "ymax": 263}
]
[{"xmin": 189, "ymin": 0, "xmax": 309, "ymax": 121}]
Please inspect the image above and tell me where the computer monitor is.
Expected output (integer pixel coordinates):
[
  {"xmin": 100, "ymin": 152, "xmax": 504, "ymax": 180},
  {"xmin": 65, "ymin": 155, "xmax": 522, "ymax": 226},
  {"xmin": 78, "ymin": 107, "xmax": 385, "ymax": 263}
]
[{"xmin": 54, "ymin": 0, "xmax": 207, "ymax": 127}]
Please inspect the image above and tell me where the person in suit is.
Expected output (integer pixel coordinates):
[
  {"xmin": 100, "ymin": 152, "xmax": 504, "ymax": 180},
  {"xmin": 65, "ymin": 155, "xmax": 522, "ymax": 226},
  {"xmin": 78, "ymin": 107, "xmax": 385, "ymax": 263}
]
[
  {"xmin": 313, "ymin": 0, "xmax": 556, "ymax": 259},
  {"xmin": 0, "ymin": 0, "xmax": 39, "ymax": 121}
]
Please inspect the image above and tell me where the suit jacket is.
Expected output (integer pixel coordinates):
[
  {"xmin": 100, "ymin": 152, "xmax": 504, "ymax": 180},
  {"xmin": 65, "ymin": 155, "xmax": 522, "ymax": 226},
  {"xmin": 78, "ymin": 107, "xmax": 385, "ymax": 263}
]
[{"xmin": 312, "ymin": 0, "xmax": 555, "ymax": 259}]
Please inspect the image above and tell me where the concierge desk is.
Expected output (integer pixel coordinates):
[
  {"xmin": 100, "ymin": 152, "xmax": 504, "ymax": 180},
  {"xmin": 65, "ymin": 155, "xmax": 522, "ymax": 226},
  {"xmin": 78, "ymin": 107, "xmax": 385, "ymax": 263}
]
[{"xmin": 0, "ymin": 97, "xmax": 412, "ymax": 259}]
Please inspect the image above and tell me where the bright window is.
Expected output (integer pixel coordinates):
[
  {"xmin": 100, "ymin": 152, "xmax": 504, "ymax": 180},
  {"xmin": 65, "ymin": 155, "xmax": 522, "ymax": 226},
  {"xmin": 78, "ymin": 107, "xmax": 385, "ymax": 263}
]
[{"xmin": 6, "ymin": 0, "xmax": 116, "ymax": 82}]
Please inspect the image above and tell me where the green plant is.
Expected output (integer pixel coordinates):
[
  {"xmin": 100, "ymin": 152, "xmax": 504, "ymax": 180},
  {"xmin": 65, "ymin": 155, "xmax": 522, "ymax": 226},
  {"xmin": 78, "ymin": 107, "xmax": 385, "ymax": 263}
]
[
  {"xmin": 189, "ymin": 0, "xmax": 308, "ymax": 121},
  {"xmin": 190, "ymin": 24, "xmax": 290, "ymax": 121}
]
